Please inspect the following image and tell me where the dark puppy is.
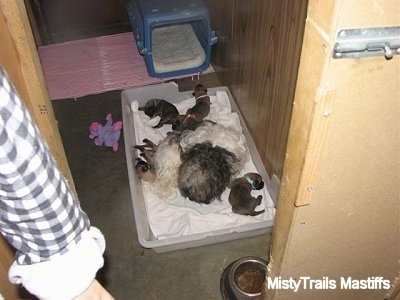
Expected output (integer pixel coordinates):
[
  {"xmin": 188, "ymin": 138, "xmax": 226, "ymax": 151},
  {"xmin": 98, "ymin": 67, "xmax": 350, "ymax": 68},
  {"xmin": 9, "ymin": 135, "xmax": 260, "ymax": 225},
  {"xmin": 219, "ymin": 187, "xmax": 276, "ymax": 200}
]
[
  {"xmin": 139, "ymin": 99, "xmax": 179, "ymax": 129},
  {"xmin": 228, "ymin": 173, "xmax": 265, "ymax": 216},
  {"xmin": 190, "ymin": 84, "xmax": 211, "ymax": 117},
  {"xmin": 178, "ymin": 142, "xmax": 237, "ymax": 204},
  {"xmin": 176, "ymin": 84, "xmax": 211, "ymax": 131},
  {"xmin": 134, "ymin": 138, "xmax": 157, "ymax": 181}
]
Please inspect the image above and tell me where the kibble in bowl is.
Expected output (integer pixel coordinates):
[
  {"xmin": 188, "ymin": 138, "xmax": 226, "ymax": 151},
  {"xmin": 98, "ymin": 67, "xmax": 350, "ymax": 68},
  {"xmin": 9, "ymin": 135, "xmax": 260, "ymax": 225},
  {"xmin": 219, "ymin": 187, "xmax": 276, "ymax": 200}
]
[{"xmin": 221, "ymin": 256, "xmax": 268, "ymax": 299}]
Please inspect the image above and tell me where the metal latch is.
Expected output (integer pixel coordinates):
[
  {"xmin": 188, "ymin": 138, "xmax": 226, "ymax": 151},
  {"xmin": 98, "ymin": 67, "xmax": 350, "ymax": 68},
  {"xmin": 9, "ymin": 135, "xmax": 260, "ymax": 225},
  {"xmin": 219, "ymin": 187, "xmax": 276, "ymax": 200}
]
[{"xmin": 333, "ymin": 26, "xmax": 400, "ymax": 60}]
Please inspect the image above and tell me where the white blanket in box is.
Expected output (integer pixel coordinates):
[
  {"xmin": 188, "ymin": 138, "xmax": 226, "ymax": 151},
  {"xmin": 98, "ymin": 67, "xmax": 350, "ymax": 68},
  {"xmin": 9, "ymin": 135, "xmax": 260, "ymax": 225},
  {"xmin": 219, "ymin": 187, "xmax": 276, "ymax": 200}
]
[{"xmin": 130, "ymin": 90, "xmax": 275, "ymax": 239}]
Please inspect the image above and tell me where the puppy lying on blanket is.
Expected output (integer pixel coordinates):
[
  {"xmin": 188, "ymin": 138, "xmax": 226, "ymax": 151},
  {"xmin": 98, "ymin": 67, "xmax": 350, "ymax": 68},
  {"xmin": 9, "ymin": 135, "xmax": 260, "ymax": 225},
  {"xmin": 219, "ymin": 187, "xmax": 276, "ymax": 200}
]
[
  {"xmin": 175, "ymin": 84, "xmax": 211, "ymax": 131},
  {"xmin": 134, "ymin": 138, "xmax": 157, "ymax": 182},
  {"xmin": 229, "ymin": 173, "xmax": 265, "ymax": 216},
  {"xmin": 139, "ymin": 99, "xmax": 179, "ymax": 129}
]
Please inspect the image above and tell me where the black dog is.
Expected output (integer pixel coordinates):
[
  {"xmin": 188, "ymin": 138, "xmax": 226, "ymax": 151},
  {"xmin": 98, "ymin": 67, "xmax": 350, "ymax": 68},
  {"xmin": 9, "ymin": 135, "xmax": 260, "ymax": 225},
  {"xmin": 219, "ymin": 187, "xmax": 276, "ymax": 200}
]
[
  {"xmin": 178, "ymin": 142, "xmax": 237, "ymax": 204},
  {"xmin": 139, "ymin": 99, "xmax": 179, "ymax": 129},
  {"xmin": 228, "ymin": 173, "xmax": 265, "ymax": 216}
]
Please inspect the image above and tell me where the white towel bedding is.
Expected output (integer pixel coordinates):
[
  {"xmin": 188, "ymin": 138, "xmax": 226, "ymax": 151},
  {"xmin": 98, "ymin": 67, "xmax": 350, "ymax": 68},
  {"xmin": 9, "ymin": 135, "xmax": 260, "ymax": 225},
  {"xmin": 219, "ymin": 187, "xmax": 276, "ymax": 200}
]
[{"xmin": 130, "ymin": 91, "xmax": 275, "ymax": 240}]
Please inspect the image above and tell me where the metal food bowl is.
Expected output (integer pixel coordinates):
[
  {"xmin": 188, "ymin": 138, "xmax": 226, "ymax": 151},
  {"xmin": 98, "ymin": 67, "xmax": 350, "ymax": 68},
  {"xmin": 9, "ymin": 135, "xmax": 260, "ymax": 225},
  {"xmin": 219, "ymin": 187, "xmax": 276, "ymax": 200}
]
[{"xmin": 220, "ymin": 256, "xmax": 268, "ymax": 300}]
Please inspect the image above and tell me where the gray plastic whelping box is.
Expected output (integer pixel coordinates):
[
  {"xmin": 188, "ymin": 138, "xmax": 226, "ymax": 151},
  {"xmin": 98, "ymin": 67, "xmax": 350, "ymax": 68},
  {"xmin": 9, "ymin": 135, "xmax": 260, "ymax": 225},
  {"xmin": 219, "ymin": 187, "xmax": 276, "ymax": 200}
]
[
  {"xmin": 122, "ymin": 83, "xmax": 275, "ymax": 252},
  {"xmin": 126, "ymin": 0, "xmax": 217, "ymax": 78}
]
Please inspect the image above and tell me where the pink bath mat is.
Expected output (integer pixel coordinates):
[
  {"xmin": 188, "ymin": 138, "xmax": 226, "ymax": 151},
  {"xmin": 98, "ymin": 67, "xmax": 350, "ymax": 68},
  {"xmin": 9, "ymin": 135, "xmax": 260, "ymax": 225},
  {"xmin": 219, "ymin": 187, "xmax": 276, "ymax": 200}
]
[{"xmin": 38, "ymin": 33, "xmax": 207, "ymax": 100}]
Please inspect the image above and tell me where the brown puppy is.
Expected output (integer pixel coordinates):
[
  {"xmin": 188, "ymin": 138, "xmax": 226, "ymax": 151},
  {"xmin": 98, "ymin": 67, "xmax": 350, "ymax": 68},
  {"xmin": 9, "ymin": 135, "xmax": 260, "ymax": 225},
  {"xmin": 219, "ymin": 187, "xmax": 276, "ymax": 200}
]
[
  {"xmin": 176, "ymin": 84, "xmax": 211, "ymax": 131},
  {"xmin": 139, "ymin": 99, "xmax": 179, "ymax": 129},
  {"xmin": 228, "ymin": 172, "xmax": 265, "ymax": 216}
]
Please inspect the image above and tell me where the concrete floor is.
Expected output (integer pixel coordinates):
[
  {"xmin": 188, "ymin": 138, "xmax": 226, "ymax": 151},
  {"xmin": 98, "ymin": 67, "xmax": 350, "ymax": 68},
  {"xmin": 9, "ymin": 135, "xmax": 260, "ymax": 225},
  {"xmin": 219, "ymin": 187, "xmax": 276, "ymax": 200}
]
[{"xmin": 52, "ymin": 82, "xmax": 271, "ymax": 299}]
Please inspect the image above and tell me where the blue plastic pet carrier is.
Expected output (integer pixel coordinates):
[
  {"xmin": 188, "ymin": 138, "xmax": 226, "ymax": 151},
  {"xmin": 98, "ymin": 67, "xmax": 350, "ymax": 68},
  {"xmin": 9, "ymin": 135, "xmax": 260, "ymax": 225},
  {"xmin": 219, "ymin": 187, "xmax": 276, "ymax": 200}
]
[{"xmin": 127, "ymin": 0, "xmax": 217, "ymax": 78}]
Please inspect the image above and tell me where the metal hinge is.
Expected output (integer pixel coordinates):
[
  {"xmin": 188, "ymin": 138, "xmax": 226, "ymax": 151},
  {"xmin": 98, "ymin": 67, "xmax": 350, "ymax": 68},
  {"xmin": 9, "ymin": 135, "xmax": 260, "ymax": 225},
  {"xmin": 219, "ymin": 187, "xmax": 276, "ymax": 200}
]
[{"xmin": 333, "ymin": 26, "xmax": 400, "ymax": 60}]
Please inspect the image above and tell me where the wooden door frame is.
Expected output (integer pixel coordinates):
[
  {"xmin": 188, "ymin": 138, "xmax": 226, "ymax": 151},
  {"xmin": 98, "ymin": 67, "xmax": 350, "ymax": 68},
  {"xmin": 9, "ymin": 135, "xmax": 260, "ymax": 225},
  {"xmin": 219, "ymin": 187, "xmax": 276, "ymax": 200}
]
[
  {"xmin": 265, "ymin": 0, "xmax": 400, "ymax": 299},
  {"xmin": 0, "ymin": 1, "xmax": 76, "ymax": 297}
]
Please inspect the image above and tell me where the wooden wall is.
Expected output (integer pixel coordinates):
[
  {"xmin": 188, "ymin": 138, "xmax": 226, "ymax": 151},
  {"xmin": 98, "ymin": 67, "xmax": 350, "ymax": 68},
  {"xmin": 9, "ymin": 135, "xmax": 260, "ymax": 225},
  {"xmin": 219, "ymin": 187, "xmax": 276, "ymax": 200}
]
[
  {"xmin": 26, "ymin": 0, "xmax": 131, "ymax": 44},
  {"xmin": 207, "ymin": 0, "xmax": 308, "ymax": 179}
]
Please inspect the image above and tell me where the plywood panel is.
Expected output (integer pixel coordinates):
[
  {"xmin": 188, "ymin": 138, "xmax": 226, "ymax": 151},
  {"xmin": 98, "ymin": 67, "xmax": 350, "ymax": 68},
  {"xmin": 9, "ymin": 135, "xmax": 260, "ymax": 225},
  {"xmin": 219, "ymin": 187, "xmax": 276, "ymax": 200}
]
[
  {"xmin": 265, "ymin": 11, "xmax": 330, "ymax": 294},
  {"xmin": 0, "ymin": 7, "xmax": 28, "ymax": 300},
  {"xmin": 0, "ymin": 237, "xmax": 18, "ymax": 300},
  {"xmin": 208, "ymin": 0, "xmax": 308, "ymax": 179}
]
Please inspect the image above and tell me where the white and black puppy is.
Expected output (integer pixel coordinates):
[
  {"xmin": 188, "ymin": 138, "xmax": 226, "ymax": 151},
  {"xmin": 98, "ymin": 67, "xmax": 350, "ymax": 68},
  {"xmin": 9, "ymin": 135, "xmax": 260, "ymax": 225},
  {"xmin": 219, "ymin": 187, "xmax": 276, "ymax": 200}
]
[
  {"xmin": 135, "ymin": 158, "xmax": 156, "ymax": 182},
  {"xmin": 229, "ymin": 172, "xmax": 265, "ymax": 216},
  {"xmin": 134, "ymin": 138, "xmax": 157, "ymax": 182}
]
